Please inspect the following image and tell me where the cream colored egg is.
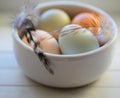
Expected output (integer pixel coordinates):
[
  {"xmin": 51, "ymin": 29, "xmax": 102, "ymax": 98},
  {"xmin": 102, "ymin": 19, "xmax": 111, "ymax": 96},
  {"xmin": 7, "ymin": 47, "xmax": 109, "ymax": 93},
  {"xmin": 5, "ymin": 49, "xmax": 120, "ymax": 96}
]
[{"xmin": 37, "ymin": 9, "xmax": 71, "ymax": 32}]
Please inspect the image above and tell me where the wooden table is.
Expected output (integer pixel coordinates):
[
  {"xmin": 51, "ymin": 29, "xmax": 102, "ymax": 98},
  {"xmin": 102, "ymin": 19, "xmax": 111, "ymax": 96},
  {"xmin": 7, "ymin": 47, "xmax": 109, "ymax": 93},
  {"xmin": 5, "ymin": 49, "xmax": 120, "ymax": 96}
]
[{"xmin": 0, "ymin": 13, "xmax": 120, "ymax": 98}]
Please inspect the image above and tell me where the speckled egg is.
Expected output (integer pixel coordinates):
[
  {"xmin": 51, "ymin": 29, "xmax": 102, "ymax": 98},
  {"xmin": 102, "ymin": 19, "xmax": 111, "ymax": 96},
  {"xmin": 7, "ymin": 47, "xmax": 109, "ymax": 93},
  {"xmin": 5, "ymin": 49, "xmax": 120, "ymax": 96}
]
[
  {"xmin": 72, "ymin": 12, "xmax": 101, "ymax": 35},
  {"xmin": 58, "ymin": 24, "xmax": 99, "ymax": 55},
  {"xmin": 37, "ymin": 9, "xmax": 71, "ymax": 32}
]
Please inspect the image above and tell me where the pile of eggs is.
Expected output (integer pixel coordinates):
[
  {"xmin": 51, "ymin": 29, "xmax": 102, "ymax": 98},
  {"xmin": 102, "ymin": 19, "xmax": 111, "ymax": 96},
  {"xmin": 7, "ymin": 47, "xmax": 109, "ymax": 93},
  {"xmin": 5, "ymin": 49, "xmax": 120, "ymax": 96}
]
[{"xmin": 22, "ymin": 8, "xmax": 112, "ymax": 55}]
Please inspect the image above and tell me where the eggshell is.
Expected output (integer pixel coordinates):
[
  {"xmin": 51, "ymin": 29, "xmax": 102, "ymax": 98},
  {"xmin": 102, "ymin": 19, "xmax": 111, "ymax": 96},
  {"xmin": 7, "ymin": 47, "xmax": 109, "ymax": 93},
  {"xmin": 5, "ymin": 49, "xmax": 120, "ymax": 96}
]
[
  {"xmin": 22, "ymin": 30, "xmax": 61, "ymax": 54},
  {"xmin": 59, "ymin": 25, "xmax": 99, "ymax": 55},
  {"xmin": 49, "ymin": 30, "xmax": 60, "ymax": 40},
  {"xmin": 37, "ymin": 9, "xmax": 71, "ymax": 32},
  {"xmin": 72, "ymin": 12, "xmax": 101, "ymax": 35},
  {"xmin": 60, "ymin": 24, "xmax": 82, "ymax": 33},
  {"xmin": 95, "ymin": 30, "xmax": 113, "ymax": 46},
  {"xmin": 49, "ymin": 24, "xmax": 80, "ymax": 40}
]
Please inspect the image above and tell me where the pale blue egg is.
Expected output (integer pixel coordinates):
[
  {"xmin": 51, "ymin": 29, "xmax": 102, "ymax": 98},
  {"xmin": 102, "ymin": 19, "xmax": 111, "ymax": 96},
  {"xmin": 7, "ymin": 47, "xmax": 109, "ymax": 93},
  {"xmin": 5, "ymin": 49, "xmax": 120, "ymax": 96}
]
[{"xmin": 59, "ymin": 25, "xmax": 99, "ymax": 55}]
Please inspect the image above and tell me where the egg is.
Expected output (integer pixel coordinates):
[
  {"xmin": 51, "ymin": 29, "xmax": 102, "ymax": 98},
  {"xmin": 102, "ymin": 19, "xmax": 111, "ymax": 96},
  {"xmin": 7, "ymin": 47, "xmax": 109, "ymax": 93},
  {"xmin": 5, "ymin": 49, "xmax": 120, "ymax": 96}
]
[
  {"xmin": 95, "ymin": 30, "xmax": 113, "ymax": 46},
  {"xmin": 72, "ymin": 12, "xmax": 101, "ymax": 35},
  {"xmin": 58, "ymin": 24, "xmax": 99, "ymax": 55},
  {"xmin": 60, "ymin": 24, "xmax": 82, "ymax": 33},
  {"xmin": 50, "ymin": 24, "xmax": 81, "ymax": 40},
  {"xmin": 22, "ymin": 30, "xmax": 61, "ymax": 54},
  {"xmin": 50, "ymin": 30, "xmax": 60, "ymax": 40},
  {"xmin": 37, "ymin": 9, "xmax": 71, "ymax": 32}
]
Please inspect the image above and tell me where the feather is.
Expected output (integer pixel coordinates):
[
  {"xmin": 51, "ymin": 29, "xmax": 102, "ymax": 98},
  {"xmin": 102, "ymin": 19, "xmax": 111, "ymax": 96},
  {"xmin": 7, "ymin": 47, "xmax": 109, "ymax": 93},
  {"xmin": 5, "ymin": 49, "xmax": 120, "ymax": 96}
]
[{"xmin": 13, "ymin": 2, "xmax": 40, "ymax": 37}]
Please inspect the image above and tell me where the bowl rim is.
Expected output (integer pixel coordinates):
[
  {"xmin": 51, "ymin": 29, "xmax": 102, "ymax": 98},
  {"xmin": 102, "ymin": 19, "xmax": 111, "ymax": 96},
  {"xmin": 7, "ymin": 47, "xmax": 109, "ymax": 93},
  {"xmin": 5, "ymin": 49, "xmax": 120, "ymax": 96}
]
[{"xmin": 12, "ymin": 1, "xmax": 118, "ymax": 59}]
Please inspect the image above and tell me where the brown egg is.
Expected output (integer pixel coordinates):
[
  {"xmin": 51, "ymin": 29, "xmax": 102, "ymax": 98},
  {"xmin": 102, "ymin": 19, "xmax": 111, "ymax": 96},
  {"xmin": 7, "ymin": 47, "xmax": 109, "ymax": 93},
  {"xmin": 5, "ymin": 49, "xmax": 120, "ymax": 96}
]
[
  {"xmin": 72, "ymin": 12, "xmax": 101, "ymax": 35},
  {"xmin": 22, "ymin": 30, "xmax": 61, "ymax": 54}
]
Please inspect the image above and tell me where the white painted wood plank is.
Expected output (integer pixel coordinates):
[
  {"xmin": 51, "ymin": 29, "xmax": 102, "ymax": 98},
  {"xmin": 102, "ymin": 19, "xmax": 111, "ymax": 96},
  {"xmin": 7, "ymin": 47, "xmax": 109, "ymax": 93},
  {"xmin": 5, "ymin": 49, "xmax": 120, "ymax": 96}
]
[
  {"xmin": 0, "ymin": 27, "xmax": 13, "ymax": 52},
  {"xmin": 0, "ymin": 69, "xmax": 38, "ymax": 86},
  {"xmin": 91, "ymin": 71, "xmax": 120, "ymax": 87},
  {"xmin": 110, "ymin": 56, "xmax": 120, "ymax": 70},
  {"xmin": 0, "ymin": 86, "xmax": 120, "ymax": 98},
  {"xmin": 109, "ymin": 36, "xmax": 120, "ymax": 70},
  {"xmin": 0, "ymin": 52, "xmax": 19, "ymax": 68}
]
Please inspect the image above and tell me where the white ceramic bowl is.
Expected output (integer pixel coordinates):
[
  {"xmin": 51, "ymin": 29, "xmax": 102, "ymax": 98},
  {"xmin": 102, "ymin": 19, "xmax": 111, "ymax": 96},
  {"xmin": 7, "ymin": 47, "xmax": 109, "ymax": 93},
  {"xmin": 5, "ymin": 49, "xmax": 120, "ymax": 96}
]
[{"xmin": 12, "ymin": 1, "xmax": 117, "ymax": 88}]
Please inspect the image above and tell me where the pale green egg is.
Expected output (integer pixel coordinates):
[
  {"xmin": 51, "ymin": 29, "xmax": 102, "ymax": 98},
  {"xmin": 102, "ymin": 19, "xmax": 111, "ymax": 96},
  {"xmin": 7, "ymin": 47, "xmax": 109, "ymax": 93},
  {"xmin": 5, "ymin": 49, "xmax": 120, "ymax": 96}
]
[
  {"xmin": 37, "ymin": 9, "xmax": 71, "ymax": 32},
  {"xmin": 59, "ymin": 25, "xmax": 99, "ymax": 55}
]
